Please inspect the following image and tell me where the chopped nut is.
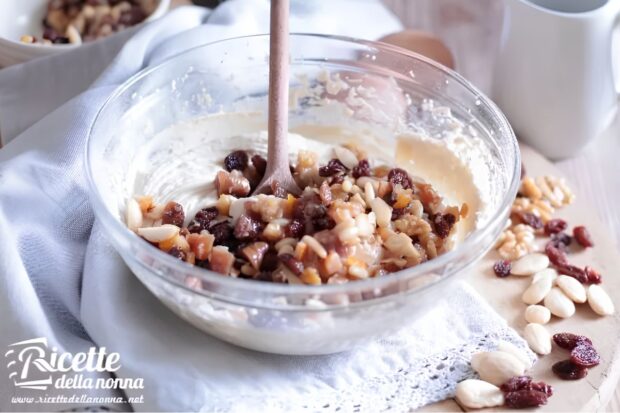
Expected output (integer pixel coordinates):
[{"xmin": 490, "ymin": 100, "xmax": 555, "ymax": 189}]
[
  {"xmin": 301, "ymin": 235, "xmax": 328, "ymax": 258},
  {"xmin": 301, "ymin": 267, "xmax": 322, "ymax": 285}
]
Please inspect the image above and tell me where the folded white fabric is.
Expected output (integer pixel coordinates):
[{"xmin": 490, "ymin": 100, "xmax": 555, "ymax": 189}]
[{"xmin": 0, "ymin": 2, "xmax": 533, "ymax": 412}]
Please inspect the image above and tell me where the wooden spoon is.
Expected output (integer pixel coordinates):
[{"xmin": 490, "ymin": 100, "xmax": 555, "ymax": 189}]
[{"xmin": 252, "ymin": 0, "xmax": 301, "ymax": 196}]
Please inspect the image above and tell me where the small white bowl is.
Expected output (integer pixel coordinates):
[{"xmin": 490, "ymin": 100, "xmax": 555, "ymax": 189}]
[{"xmin": 0, "ymin": 0, "xmax": 170, "ymax": 67}]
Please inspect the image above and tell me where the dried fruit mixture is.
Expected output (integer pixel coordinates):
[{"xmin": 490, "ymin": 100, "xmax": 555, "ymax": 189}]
[
  {"xmin": 20, "ymin": 0, "xmax": 158, "ymax": 45},
  {"xmin": 126, "ymin": 145, "xmax": 467, "ymax": 284}
]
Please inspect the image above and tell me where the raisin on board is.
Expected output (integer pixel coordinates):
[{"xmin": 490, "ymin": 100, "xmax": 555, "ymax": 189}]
[
  {"xmin": 552, "ymin": 360, "xmax": 588, "ymax": 380},
  {"xmin": 493, "ymin": 260, "xmax": 512, "ymax": 278},
  {"xmin": 573, "ymin": 225, "xmax": 594, "ymax": 248},
  {"xmin": 504, "ymin": 389, "xmax": 548, "ymax": 408},
  {"xmin": 553, "ymin": 333, "xmax": 593, "ymax": 350},
  {"xmin": 544, "ymin": 218, "xmax": 567, "ymax": 235},
  {"xmin": 570, "ymin": 344, "xmax": 600, "ymax": 367}
]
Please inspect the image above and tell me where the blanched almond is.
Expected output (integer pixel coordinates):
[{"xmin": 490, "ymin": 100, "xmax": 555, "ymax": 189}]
[
  {"xmin": 496, "ymin": 340, "xmax": 534, "ymax": 368},
  {"xmin": 137, "ymin": 224, "xmax": 179, "ymax": 243},
  {"xmin": 587, "ymin": 285, "xmax": 615, "ymax": 316},
  {"xmin": 334, "ymin": 146, "xmax": 359, "ymax": 169},
  {"xmin": 470, "ymin": 351, "xmax": 526, "ymax": 386},
  {"xmin": 511, "ymin": 253, "xmax": 549, "ymax": 276},
  {"xmin": 523, "ymin": 323, "xmax": 552, "ymax": 355},
  {"xmin": 525, "ymin": 305, "xmax": 551, "ymax": 324},
  {"xmin": 544, "ymin": 287, "xmax": 575, "ymax": 318},
  {"xmin": 126, "ymin": 198, "xmax": 143, "ymax": 231},
  {"xmin": 532, "ymin": 267, "xmax": 558, "ymax": 284},
  {"xmin": 522, "ymin": 276, "xmax": 553, "ymax": 305},
  {"xmin": 556, "ymin": 275, "xmax": 587, "ymax": 303},
  {"xmin": 370, "ymin": 197, "xmax": 392, "ymax": 228},
  {"xmin": 455, "ymin": 379, "xmax": 505, "ymax": 409}
]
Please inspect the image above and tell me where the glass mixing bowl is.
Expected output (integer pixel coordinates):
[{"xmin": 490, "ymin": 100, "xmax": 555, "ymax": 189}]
[{"xmin": 86, "ymin": 34, "xmax": 520, "ymax": 355}]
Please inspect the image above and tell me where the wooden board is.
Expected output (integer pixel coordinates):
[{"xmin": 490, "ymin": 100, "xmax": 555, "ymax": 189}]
[{"xmin": 420, "ymin": 144, "xmax": 620, "ymax": 412}]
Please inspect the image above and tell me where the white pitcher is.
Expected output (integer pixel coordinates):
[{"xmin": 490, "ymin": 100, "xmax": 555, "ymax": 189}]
[{"xmin": 493, "ymin": 0, "xmax": 620, "ymax": 159}]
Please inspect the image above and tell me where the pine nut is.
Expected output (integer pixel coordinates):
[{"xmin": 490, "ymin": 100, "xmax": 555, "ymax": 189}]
[
  {"xmin": 137, "ymin": 224, "xmax": 180, "ymax": 243},
  {"xmin": 126, "ymin": 198, "xmax": 143, "ymax": 231},
  {"xmin": 301, "ymin": 235, "xmax": 327, "ymax": 259}
]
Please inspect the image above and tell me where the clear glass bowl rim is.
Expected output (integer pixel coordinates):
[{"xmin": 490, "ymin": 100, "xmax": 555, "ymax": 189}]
[{"xmin": 85, "ymin": 33, "xmax": 521, "ymax": 298}]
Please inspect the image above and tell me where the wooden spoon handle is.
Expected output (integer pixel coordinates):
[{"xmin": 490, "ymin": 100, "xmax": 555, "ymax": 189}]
[{"xmin": 267, "ymin": 0, "xmax": 290, "ymax": 174}]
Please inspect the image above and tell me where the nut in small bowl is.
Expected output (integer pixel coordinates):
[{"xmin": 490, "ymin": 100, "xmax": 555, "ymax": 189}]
[{"xmin": 0, "ymin": 0, "xmax": 170, "ymax": 67}]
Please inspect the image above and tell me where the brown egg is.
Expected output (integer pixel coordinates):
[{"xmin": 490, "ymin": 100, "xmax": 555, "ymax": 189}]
[{"xmin": 379, "ymin": 30, "xmax": 455, "ymax": 69}]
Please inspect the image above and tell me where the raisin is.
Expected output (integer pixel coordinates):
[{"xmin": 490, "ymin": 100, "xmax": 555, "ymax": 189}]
[
  {"xmin": 432, "ymin": 213, "xmax": 457, "ymax": 238},
  {"xmin": 387, "ymin": 168, "xmax": 412, "ymax": 189},
  {"xmin": 318, "ymin": 159, "xmax": 348, "ymax": 177},
  {"xmin": 260, "ymin": 250, "xmax": 279, "ymax": 272},
  {"xmin": 549, "ymin": 232, "xmax": 572, "ymax": 251},
  {"xmin": 313, "ymin": 216, "xmax": 336, "ymax": 231},
  {"xmin": 210, "ymin": 221, "xmax": 234, "ymax": 245},
  {"xmin": 504, "ymin": 389, "xmax": 548, "ymax": 408},
  {"xmin": 285, "ymin": 219, "xmax": 305, "ymax": 238},
  {"xmin": 544, "ymin": 218, "xmax": 567, "ymax": 235},
  {"xmin": 573, "ymin": 226, "xmax": 594, "ymax": 247},
  {"xmin": 515, "ymin": 211, "xmax": 543, "ymax": 230},
  {"xmin": 279, "ymin": 253, "xmax": 304, "ymax": 275},
  {"xmin": 351, "ymin": 159, "xmax": 371, "ymax": 178},
  {"xmin": 224, "ymin": 150, "xmax": 249, "ymax": 172},
  {"xmin": 391, "ymin": 207, "xmax": 406, "ymax": 221},
  {"xmin": 251, "ymin": 154, "xmax": 267, "ymax": 177},
  {"xmin": 556, "ymin": 264, "xmax": 588, "ymax": 283},
  {"xmin": 161, "ymin": 201, "xmax": 185, "ymax": 227},
  {"xmin": 329, "ymin": 175, "xmax": 345, "ymax": 185},
  {"xmin": 553, "ymin": 333, "xmax": 592, "ymax": 350},
  {"xmin": 500, "ymin": 376, "xmax": 532, "ymax": 392},
  {"xmin": 187, "ymin": 207, "xmax": 219, "ymax": 233},
  {"xmin": 585, "ymin": 266, "xmax": 602, "ymax": 284},
  {"xmin": 233, "ymin": 214, "xmax": 264, "ymax": 241},
  {"xmin": 571, "ymin": 344, "xmax": 600, "ymax": 367},
  {"xmin": 167, "ymin": 246, "xmax": 186, "ymax": 261},
  {"xmin": 544, "ymin": 243, "xmax": 569, "ymax": 266},
  {"xmin": 254, "ymin": 272, "xmax": 274, "ymax": 282},
  {"xmin": 493, "ymin": 260, "xmax": 512, "ymax": 277},
  {"xmin": 552, "ymin": 360, "xmax": 588, "ymax": 380}
]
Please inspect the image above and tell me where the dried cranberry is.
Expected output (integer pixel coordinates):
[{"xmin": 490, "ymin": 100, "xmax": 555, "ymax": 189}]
[
  {"xmin": 167, "ymin": 246, "xmax": 186, "ymax": 261},
  {"xmin": 162, "ymin": 201, "xmax": 185, "ymax": 227},
  {"xmin": 571, "ymin": 344, "xmax": 600, "ymax": 367},
  {"xmin": 585, "ymin": 266, "xmax": 602, "ymax": 284},
  {"xmin": 556, "ymin": 264, "xmax": 588, "ymax": 283},
  {"xmin": 573, "ymin": 226, "xmax": 594, "ymax": 248},
  {"xmin": 432, "ymin": 213, "xmax": 457, "ymax": 238},
  {"xmin": 224, "ymin": 150, "xmax": 249, "ymax": 172},
  {"xmin": 391, "ymin": 207, "xmax": 406, "ymax": 221},
  {"xmin": 351, "ymin": 159, "xmax": 371, "ymax": 178},
  {"xmin": 251, "ymin": 154, "xmax": 267, "ymax": 177},
  {"xmin": 544, "ymin": 243, "xmax": 569, "ymax": 266},
  {"xmin": 279, "ymin": 253, "xmax": 304, "ymax": 275},
  {"xmin": 515, "ymin": 211, "xmax": 543, "ymax": 230},
  {"xmin": 493, "ymin": 260, "xmax": 512, "ymax": 278},
  {"xmin": 552, "ymin": 360, "xmax": 588, "ymax": 380},
  {"xmin": 553, "ymin": 333, "xmax": 592, "ymax": 350},
  {"xmin": 285, "ymin": 219, "xmax": 305, "ymax": 238},
  {"xmin": 544, "ymin": 218, "xmax": 567, "ymax": 235},
  {"xmin": 504, "ymin": 389, "xmax": 548, "ymax": 408},
  {"xmin": 188, "ymin": 207, "xmax": 219, "ymax": 233},
  {"xmin": 530, "ymin": 382, "xmax": 553, "ymax": 397},
  {"xmin": 387, "ymin": 168, "xmax": 412, "ymax": 189},
  {"xmin": 500, "ymin": 376, "xmax": 532, "ymax": 392},
  {"xmin": 318, "ymin": 159, "xmax": 348, "ymax": 177},
  {"xmin": 549, "ymin": 232, "xmax": 572, "ymax": 251},
  {"xmin": 233, "ymin": 214, "xmax": 264, "ymax": 241}
]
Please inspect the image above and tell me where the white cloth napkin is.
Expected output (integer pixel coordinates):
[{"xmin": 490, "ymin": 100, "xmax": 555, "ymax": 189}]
[{"xmin": 0, "ymin": 2, "xmax": 533, "ymax": 412}]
